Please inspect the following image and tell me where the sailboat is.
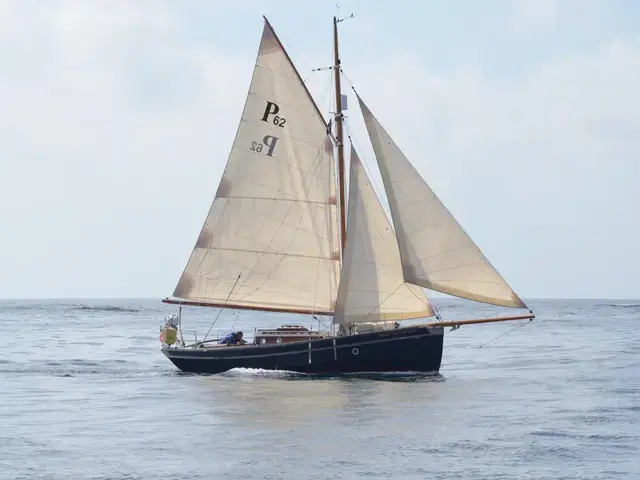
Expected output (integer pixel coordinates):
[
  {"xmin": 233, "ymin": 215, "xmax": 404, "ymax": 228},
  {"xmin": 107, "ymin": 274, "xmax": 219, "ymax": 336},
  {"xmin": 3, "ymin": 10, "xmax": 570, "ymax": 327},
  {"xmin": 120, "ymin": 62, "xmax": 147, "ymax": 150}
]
[{"xmin": 158, "ymin": 16, "xmax": 534, "ymax": 375}]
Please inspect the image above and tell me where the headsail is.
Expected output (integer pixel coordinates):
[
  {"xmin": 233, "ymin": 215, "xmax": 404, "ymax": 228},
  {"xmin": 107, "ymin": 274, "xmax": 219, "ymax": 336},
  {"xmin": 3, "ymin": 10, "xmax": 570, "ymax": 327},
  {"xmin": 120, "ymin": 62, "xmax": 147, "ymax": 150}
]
[
  {"xmin": 333, "ymin": 146, "xmax": 435, "ymax": 325},
  {"xmin": 168, "ymin": 19, "xmax": 340, "ymax": 315},
  {"xmin": 357, "ymin": 94, "xmax": 527, "ymax": 309}
]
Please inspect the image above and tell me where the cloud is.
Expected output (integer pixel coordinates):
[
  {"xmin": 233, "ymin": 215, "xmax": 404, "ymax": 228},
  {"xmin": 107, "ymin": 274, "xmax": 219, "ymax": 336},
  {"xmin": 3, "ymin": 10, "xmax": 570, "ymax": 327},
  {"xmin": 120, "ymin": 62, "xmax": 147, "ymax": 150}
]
[
  {"xmin": 1, "ymin": 1, "xmax": 638, "ymax": 299},
  {"xmin": 352, "ymin": 37, "xmax": 640, "ymax": 192},
  {"xmin": 509, "ymin": 0, "xmax": 559, "ymax": 33},
  {"xmin": 0, "ymin": 0, "xmax": 253, "ymax": 297},
  {"xmin": 346, "ymin": 38, "xmax": 640, "ymax": 298}
]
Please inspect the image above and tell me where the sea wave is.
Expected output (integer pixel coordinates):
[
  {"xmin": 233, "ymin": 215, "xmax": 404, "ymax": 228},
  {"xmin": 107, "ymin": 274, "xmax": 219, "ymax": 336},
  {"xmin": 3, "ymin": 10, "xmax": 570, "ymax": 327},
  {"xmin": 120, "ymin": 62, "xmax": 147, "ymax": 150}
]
[
  {"xmin": 595, "ymin": 303, "xmax": 640, "ymax": 309},
  {"xmin": 69, "ymin": 305, "xmax": 141, "ymax": 313}
]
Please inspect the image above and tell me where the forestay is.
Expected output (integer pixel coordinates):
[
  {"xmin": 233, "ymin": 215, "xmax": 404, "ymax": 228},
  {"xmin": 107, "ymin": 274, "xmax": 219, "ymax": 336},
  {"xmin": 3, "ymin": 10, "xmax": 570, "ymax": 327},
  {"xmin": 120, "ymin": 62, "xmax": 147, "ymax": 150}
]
[
  {"xmin": 171, "ymin": 20, "xmax": 340, "ymax": 315},
  {"xmin": 357, "ymin": 94, "xmax": 527, "ymax": 309},
  {"xmin": 333, "ymin": 147, "xmax": 435, "ymax": 324}
]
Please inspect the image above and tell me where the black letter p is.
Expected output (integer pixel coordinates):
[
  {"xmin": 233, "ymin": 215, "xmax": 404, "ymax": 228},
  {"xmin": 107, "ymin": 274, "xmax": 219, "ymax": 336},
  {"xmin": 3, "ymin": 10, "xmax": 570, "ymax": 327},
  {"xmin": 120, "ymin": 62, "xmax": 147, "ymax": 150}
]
[{"xmin": 261, "ymin": 101, "xmax": 280, "ymax": 123}]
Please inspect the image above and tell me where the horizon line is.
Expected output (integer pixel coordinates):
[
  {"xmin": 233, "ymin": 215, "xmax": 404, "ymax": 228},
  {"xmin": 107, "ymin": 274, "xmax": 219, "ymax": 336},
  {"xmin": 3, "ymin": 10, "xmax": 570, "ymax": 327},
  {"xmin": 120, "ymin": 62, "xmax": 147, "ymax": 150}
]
[{"xmin": 1, "ymin": 296, "xmax": 639, "ymax": 302}]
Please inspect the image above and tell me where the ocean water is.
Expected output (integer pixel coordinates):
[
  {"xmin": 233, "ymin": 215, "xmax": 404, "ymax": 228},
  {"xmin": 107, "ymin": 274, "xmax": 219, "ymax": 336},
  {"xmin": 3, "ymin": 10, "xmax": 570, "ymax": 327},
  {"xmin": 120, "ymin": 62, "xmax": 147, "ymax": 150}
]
[{"xmin": 0, "ymin": 298, "xmax": 638, "ymax": 480}]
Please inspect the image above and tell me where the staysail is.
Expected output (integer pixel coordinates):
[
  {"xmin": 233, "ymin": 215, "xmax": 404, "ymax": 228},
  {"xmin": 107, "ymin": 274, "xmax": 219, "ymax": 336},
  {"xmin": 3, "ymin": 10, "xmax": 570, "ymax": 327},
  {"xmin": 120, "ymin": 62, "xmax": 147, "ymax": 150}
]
[
  {"xmin": 357, "ymin": 95, "xmax": 527, "ymax": 309},
  {"xmin": 167, "ymin": 19, "xmax": 340, "ymax": 315},
  {"xmin": 333, "ymin": 146, "xmax": 435, "ymax": 324}
]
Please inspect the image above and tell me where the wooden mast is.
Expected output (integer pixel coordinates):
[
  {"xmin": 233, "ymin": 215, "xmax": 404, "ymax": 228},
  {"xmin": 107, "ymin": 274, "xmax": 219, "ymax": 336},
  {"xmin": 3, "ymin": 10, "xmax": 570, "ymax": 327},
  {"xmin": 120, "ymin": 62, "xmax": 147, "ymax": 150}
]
[{"xmin": 333, "ymin": 16, "xmax": 346, "ymax": 253}]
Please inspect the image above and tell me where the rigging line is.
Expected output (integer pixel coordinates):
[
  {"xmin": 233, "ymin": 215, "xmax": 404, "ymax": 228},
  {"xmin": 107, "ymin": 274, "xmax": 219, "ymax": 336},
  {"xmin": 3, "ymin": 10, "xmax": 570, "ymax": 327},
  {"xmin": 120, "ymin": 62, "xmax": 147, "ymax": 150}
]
[
  {"xmin": 344, "ymin": 122, "xmax": 390, "ymax": 223},
  {"xmin": 307, "ymin": 68, "xmax": 333, "ymax": 119},
  {"xmin": 276, "ymin": 30, "xmax": 316, "ymax": 79},
  {"xmin": 330, "ymin": 67, "xmax": 336, "ymax": 120},
  {"xmin": 318, "ymin": 72, "xmax": 333, "ymax": 106},
  {"xmin": 477, "ymin": 318, "xmax": 533, "ymax": 348},
  {"xmin": 229, "ymin": 309, "xmax": 242, "ymax": 333},
  {"xmin": 345, "ymin": 125, "xmax": 444, "ymax": 322},
  {"xmin": 401, "ymin": 272, "xmax": 442, "ymax": 321},
  {"xmin": 359, "ymin": 283, "xmax": 405, "ymax": 323},
  {"xmin": 202, "ymin": 273, "xmax": 242, "ymax": 343},
  {"xmin": 405, "ymin": 283, "xmax": 442, "ymax": 321},
  {"xmin": 315, "ymin": 70, "xmax": 335, "ymax": 128},
  {"xmin": 278, "ymin": 28, "xmax": 336, "ymax": 119},
  {"xmin": 432, "ymin": 301, "xmax": 443, "ymax": 321},
  {"xmin": 339, "ymin": 68, "xmax": 357, "ymax": 93}
]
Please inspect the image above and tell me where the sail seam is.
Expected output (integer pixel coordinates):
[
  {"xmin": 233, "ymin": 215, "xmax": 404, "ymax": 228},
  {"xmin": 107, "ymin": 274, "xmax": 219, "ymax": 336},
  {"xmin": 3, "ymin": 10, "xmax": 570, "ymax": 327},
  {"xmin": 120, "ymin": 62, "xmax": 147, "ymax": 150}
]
[
  {"xmin": 204, "ymin": 260, "xmax": 329, "ymax": 301},
  {"xmin": 225, "ymin": 176, "xmax": 327, "ymax": 201},
  {"xmin": 194, "ymin": 246, "xmax": 337, "ymax": 261},
  {"xmin": 218, "ymin": 196, "xmax": 334, "ymax": 206},
  {"xmin": 229, "ymin": 273, "xmax": 323, "ymax": 300},
  {"xmin": 203, "ymin": 227, "xmax": 333, "ymax": 248},
  {"xmin": 415, "ymin": 263, "xmax": 504, "ymax": 277},
  {"xmin": 425, "ymin": 279, "xmax": 506, "ymax": 286},
  {"xmin": 210, "ymin": 205, "xmax": 335, "ymax": 243},
  {"xmin": 207, "ymin": 199, "xmax": 335, "ymax": 246},
  {"xmin": 414, "ymin": 244, "xmax": 479, "ymax": 261},
  {"xmin": 196, "ymin": 254, "xmax": 338, "ymax": 300}
]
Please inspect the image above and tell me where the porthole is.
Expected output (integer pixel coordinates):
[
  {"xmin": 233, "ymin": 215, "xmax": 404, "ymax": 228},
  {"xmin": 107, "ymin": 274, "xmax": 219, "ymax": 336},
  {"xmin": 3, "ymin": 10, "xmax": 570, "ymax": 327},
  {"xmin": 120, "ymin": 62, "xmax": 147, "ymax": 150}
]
[
  {"xmin": 276, "ymin": 337, "xmax": 283, "ymax": 344},
  {"xmin": 260, "ymin": 338, "xmax": 267, "ymax": 344},
  {"xmin": 352, "ymin": 347, "xmax": 359, "ymax": 356}
]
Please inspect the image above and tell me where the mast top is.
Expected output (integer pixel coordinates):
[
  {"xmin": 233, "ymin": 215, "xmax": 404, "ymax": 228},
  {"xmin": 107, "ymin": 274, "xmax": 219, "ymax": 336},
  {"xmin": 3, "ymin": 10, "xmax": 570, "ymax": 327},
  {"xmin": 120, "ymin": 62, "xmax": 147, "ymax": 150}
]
[{"xmin": 334, "ymin": 13, "xmax": 355, "ymax": 23}]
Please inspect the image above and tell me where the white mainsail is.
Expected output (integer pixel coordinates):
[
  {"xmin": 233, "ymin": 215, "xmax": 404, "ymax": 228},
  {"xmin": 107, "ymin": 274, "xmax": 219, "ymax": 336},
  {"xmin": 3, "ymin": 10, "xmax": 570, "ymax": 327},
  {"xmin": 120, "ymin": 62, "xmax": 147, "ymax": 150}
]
[
  {"xmin": 357, "ymin": 94, "xmax": 527, "ymax": 309},
  {"xmin": 333, "ymin": 146, "xmax": 435, "ymax": 325},
  {"xmin": 170, "ymin": 20, "xmax": 340, "ymax": 315}
]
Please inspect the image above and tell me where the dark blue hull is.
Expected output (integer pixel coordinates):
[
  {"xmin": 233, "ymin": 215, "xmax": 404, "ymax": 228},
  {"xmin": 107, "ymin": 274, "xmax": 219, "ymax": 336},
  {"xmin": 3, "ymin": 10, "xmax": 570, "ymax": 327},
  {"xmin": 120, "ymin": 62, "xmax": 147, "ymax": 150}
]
[{"xmin": 161, "ymin": 325, "xmax": 444, "ymax": 375}]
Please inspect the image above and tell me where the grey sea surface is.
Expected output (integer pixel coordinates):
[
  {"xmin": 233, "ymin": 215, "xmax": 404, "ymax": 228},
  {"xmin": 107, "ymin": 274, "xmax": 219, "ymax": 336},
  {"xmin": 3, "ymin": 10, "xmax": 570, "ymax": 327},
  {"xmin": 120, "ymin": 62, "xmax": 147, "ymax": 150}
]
[{"xmin": 0, "ymin": 298, "xmax": 638, "ymax": 479}]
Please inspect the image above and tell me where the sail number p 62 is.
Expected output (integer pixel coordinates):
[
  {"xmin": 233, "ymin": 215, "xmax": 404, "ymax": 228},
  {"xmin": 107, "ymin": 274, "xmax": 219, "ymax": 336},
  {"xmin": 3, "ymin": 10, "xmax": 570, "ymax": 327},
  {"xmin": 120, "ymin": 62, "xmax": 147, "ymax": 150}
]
[
  {"xmin": 250, "ymin": 101, "xmax": 286, "ymax": 157},
  {"xmin": 261, "ymin": 101, "xmax": 287, "ymax": 127}
]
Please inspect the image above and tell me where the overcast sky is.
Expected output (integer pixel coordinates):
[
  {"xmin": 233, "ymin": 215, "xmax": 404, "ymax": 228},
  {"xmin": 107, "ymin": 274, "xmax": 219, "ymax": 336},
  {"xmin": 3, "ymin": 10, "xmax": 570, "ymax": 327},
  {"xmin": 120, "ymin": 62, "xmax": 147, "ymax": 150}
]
[{"xmin": 1, "ymin": 0, "xmax": 638, "ymax": 299}]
